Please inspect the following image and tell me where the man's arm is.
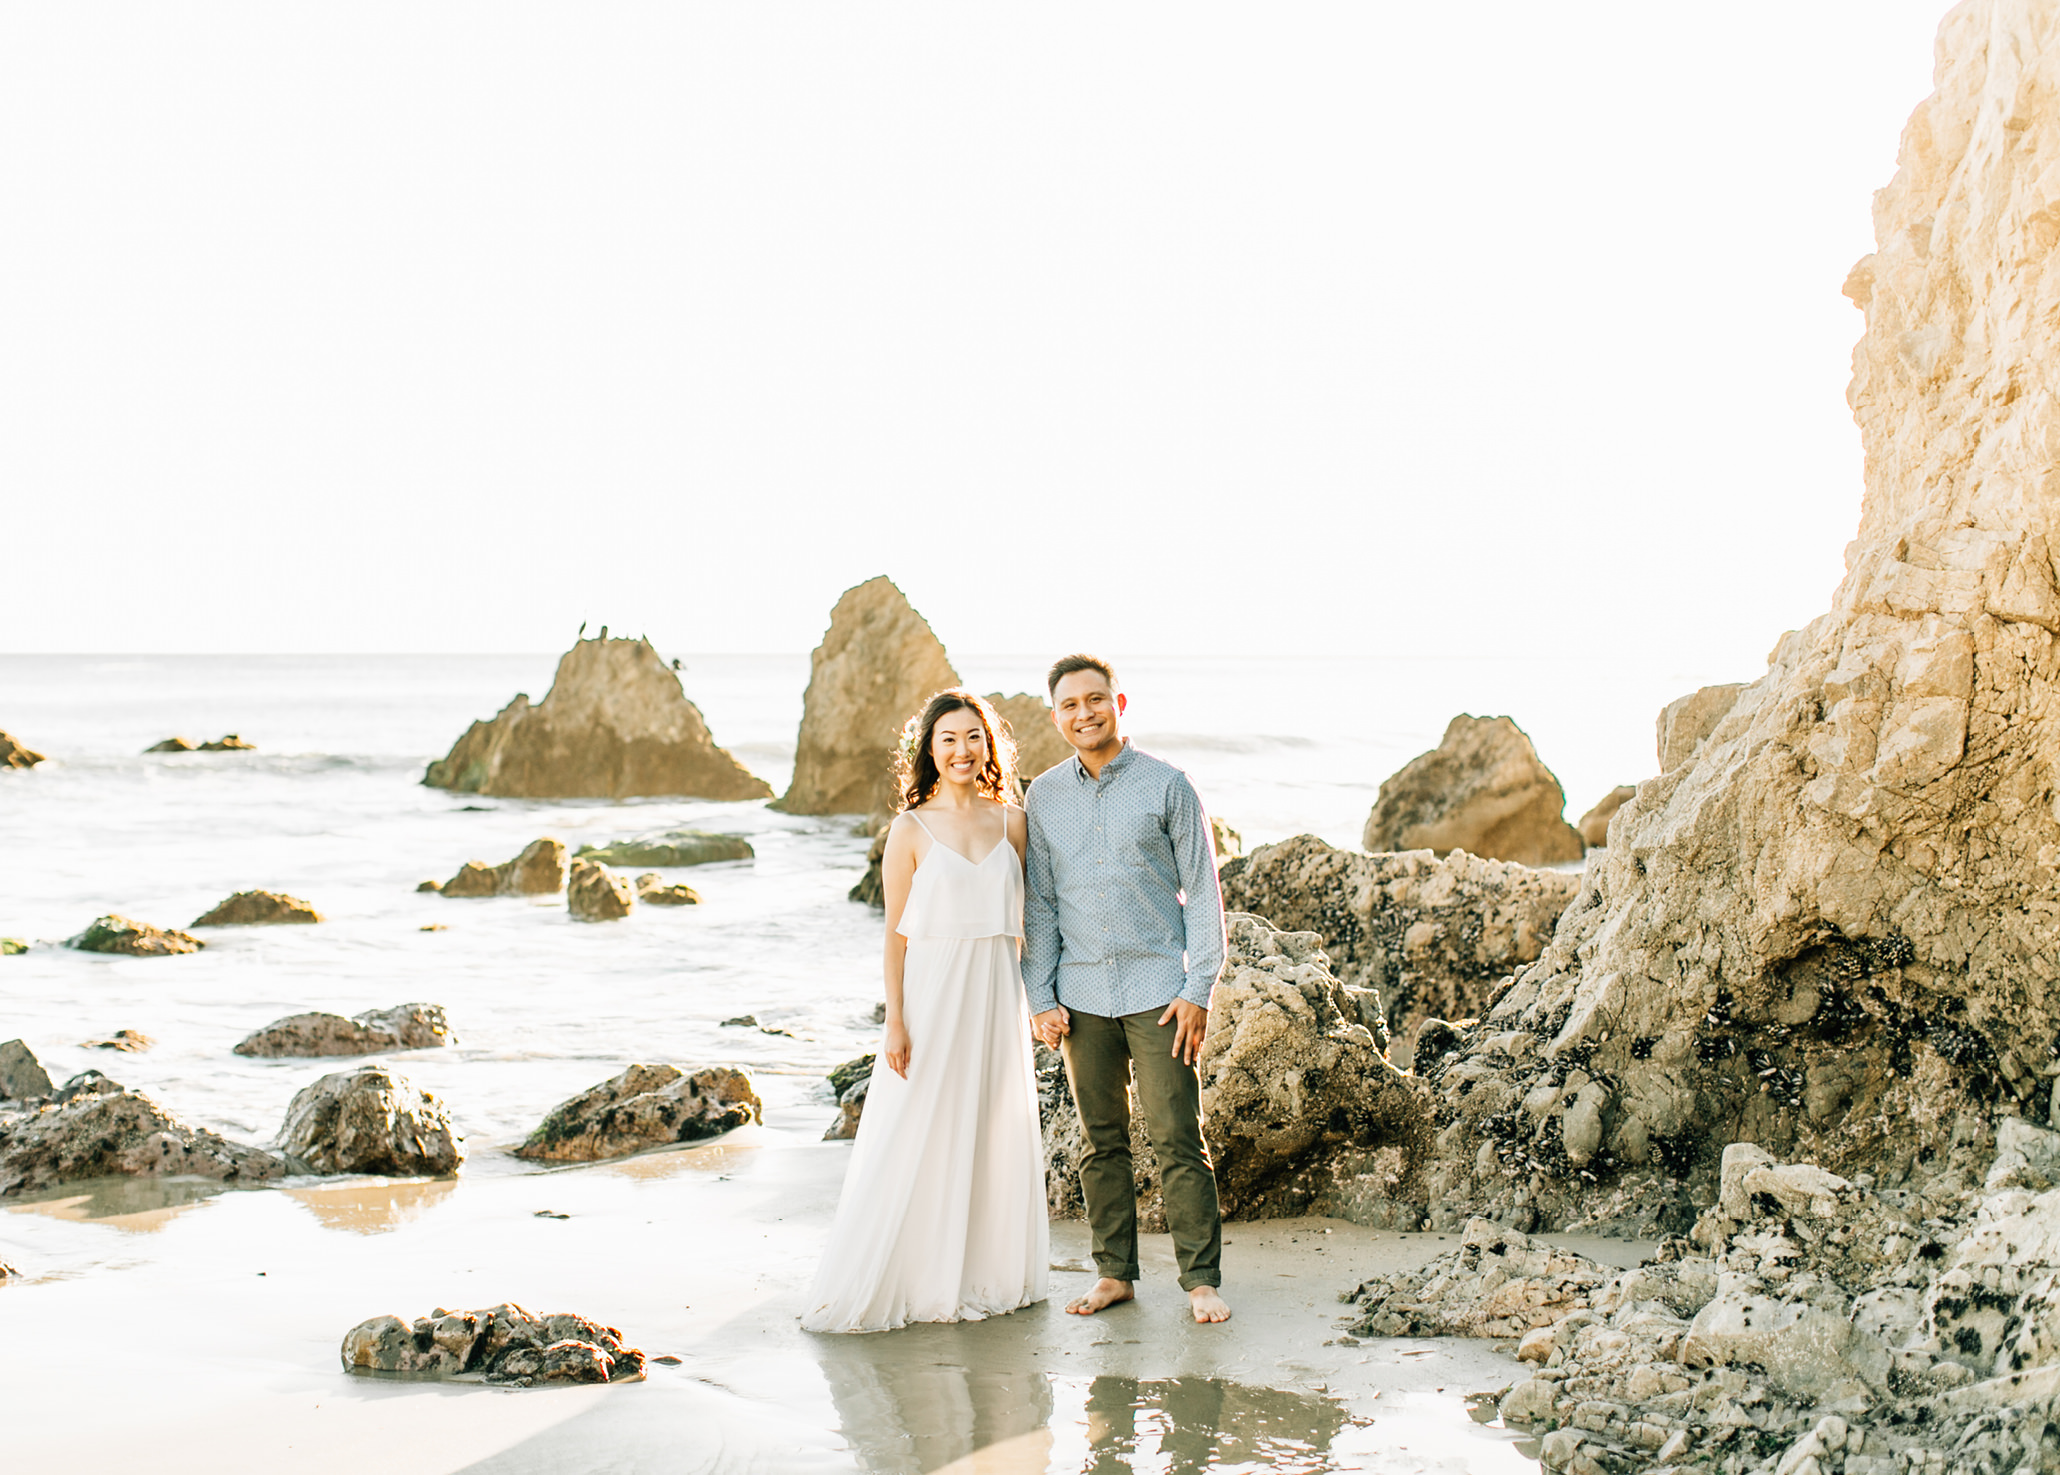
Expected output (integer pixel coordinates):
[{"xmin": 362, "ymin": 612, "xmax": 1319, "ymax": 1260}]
[
  {"xmin": 1167, "ymin": 773, "xmax": 1226, "ymax": 1009},
  {"xmin": 1022, "ymin": 790, "xmax": 1063, "ymax": 1016}
]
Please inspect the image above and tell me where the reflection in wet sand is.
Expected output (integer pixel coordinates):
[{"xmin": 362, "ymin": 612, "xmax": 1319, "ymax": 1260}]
[
  {"xmin": 598, "ymin": 1125, "xmax": 775, "ymax": 1181},
  {"xmin": 1065, "ymin": 1376, "xmax": 1350, "ymax": 1475},
  {"xmin": 814, "ymin": 1337, "xmax": 1053, "ymax": 1475},
  {"xmin": 284, "ymin": 1176, "xmax": 459, "ymax": 1234},
  {"xmin": 814, "ymin": 1331, "xmax": 1364, "ymax": 1475},
  {"xmin": 4, "ymin": 1175, "xmax": 233, "ymax": 1233}
]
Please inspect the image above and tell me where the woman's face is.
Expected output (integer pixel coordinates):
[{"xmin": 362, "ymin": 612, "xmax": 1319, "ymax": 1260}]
[{"xmin": 930, "ymin": 708, "xmax": 990, "ymax": 789}]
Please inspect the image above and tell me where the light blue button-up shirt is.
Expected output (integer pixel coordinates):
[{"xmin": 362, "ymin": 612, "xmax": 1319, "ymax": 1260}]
[{"xmin": 1022, "ymin": 740, "xmax": 1226, "ymax": 1018}]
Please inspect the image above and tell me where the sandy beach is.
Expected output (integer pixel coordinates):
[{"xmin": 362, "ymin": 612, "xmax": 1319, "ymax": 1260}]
[{"xmin": 2, "ymin": 1090, "xmax": 1650, "ymax": 1472}]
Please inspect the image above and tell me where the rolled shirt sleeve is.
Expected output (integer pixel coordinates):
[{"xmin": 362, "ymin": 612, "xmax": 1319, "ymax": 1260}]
[
  {"xmin": 1022, "ymin": 793, "xmax": 1062, "ymax": 1015},
  {"xmin": 1166, "ymin": 774, "xmax": 1226, "ymax": 1008}
]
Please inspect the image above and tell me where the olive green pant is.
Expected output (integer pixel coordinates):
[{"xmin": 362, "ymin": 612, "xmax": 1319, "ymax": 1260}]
[{"xmin": 1062, "ymin": 1006, "xmax": 1223, "ymax": 1291}]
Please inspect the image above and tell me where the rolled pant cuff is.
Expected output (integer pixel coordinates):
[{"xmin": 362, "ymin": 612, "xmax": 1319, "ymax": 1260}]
[
  {"xmin": 1095, "ymin": 1261, "xmax": 1142, "ymax": 1282},
  {"xmin": 1177, "ymin": 1273, "xmax": 1222, "ymax": 1292}
]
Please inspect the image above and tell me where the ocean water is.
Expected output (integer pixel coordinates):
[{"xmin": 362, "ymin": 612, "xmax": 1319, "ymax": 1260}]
[{"xmin": 0, "ymin": 650, "xmax": 1703, "ymax": 1169}]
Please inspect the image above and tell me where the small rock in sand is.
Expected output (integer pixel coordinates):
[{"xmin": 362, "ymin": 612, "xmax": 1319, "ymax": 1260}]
[
  {"xmin": 633, "ymin": 873, "xmax": 700, "ymax": 906},
  {"xmin": 66, "ymin": 915, "xmax": 205, "ymax": 956},
  {"xmin": 0, "ymin": 731, "xmax": 47, "ymax": 769},
  {"xmin": 416, "ymin": 879, "xmax": 442, "ymax": 893},
  {"xmin": 340, "ymin": 1303, "xmax": 645, "ymax": 1385},
  {"xmin": 191, "ymin": 890, "xmax": 324, "ymax": 926},
  {"xmin": 235, "ymin": 1003, "xmax": 452, "ymax": 1058},
  {"xmin": 515, "ymin": 1063, "xmax": 760, "ymax": 1162},
  {"xmin": 80, "ymin": 1030, "xmax": 153, "ymax": 1053},
  {"xmin": 276, "ymin": 1064, "xmax": 463, "ymax": 1177},
  {"xmin": 0, "ymin": 1040, "xmax": 54, "ymax": 1101},
  {"xmin": 567, "ymin": 857, "xmax": 634, "ymax": 922},
  {"xmin": 145, "ymin": 736, "xmax": 196, "ymax": 752},
  {"xmin": 199, "ymin": 734, "xmax": 256, "ymax": 751},
  {"xmin": 720, "ymin": 1015, "xmax": 758, "ymax": 1028}
]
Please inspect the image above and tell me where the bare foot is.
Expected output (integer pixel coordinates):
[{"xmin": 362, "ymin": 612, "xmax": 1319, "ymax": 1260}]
[
  {"xmin": 1065, "ymin": 1277, "xmax": 1134, "ymax": 1315},
  {"xmin": 1189, "ymin": 1286, "xmax": 1232, "ymax": 1323}
]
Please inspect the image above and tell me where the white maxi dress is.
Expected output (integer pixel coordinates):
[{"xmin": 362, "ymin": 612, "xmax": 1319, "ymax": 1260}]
[{"xmin": 801, "ymin": 817, "xmax": 1049, "ymax": 1333}]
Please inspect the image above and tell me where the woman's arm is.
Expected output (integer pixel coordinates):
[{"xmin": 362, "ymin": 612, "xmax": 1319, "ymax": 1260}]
[{"xmin": 880, "ymin": 816, "xmax": 919, "ymax": 1077}]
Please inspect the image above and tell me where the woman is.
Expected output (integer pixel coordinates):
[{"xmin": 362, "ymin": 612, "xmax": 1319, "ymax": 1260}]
[{"xmin": 800, "ymin": 689, "xmax": 1049, "ymax": 1333}]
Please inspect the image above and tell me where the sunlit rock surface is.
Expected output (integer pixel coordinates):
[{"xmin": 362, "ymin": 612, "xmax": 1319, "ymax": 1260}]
[
  {"xmin": 1362, "ymin": 715, "xmax": 1585, "ymax": 866},
  {"xmin": 425, "ymin": 633, "xmax": 769, "ymax": 801},
  {"xmin": 1219, "ymin": 836, "xmax": 1579, "ymax": 1061},
  {"xmin": 1413, "ymin": 0, "xmax": 2060, "ymax": 1235}
]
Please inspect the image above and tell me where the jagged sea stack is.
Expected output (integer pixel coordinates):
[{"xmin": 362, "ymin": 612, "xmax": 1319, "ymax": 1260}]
[
  {"xmin": 774, "ymin": 578, "xmax": 960, "ymax": 816},
  {"xmin": 1418, "ymin": 2, "xmax": 2060, "ymax": 1231},
  {"xmin": 424, "ymin": 633, "xmax": 770, "ymax": 801}
]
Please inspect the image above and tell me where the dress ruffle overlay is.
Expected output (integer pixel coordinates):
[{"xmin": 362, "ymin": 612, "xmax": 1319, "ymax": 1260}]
[{"xmin": 800, "ymin": 830, "xmax": 1049, "ymax": 1333}]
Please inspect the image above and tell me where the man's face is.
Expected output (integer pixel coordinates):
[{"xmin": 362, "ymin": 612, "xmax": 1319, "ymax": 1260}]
[{"xmin": 1051, "ymin": 669, "xmax": 1125, "ymax": 754}]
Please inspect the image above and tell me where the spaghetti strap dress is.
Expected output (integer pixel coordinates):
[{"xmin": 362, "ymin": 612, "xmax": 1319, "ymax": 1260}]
[{"xmin": 800, "ymin": 813, "xmax": 1049, "ymax": 1333}]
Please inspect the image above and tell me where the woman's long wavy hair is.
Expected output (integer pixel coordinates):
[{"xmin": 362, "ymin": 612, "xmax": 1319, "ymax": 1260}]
[{"xmin": 893, "ymin": 689, "xmax": 1016, "ymax": 813}]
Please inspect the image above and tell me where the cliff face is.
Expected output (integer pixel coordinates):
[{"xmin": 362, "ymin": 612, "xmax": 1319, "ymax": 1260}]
[
  {"xmin": 1423, "ymin": 1, "xmax": 2060, "ymax": 1230},
  {"xmin": 425, "ymin": 635, "xmax": 770, "ymax": 802}
]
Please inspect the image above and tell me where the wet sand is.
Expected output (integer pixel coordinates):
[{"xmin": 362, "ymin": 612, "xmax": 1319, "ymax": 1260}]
[{"xmin": 0, "ymin": 1099, "xmax": 1646, "ymax": 1473}]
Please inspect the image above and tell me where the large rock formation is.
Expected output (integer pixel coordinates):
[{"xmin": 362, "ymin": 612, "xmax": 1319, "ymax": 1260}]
[
  {"xmin": 424, "ymin": 633, "xmax": 770, "ymax": 801},
  {"xmin": 234, "ymin": 1003, "xmax": 452, "ymax": 1057},
  {"xmin": 1219, "ymin": 836, "xmax": 1580, "ymax": 1059},
  {"xmin": 986, "ymin": 692, "xmax": 1071, "ymax": 784},
  {"xmin": 436, "ymin": 838, "xmax": 567, "ymax": 898},
  {"xmin": 192, "ymin": 890, "xmax": 323, "ymax": 926},
  {"xmin": 0, "ymin": 1080, "xmax": 284, "ymax": 1196},
  {"xmin": 1362, "ymin": 715, "xmax": 1585, "ymax": 865},
  {"xmin": 775, "ymin": 578, "xmax": 961, "ymax": 815},
  {"xmin": 514, "ymin": 1064, "xmax": 761, "ymax": 1162},
  {"xmin": 66, "ymin": 915, "xmax": 204, "ymax": 956},
  {"xmin": 574, "ymin": 831, "xmax": 752, "ymax": 867},
  {"xmin": 0, "ymin": 732, "xmax": 45, "ymax": 769},
  {"xmin": 341, "ymin": 1303, "xmax": 645, "ymax": 1386},
  {"xmin": 276, "ymin": 1065, "xmax": 462, "ymax": 1176},
  {"xmin": 1042, "ymin": 913, "xmax": 1430, "ymax": 1229},
  {"xmin": 1409, "ymin": 4, "xmax": 2060, "ymax": 1236}
]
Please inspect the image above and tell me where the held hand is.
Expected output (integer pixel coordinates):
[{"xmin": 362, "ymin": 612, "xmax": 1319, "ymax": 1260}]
[
  {"xmin": 884, "ymin": 1020, "xmax": 912, "ymax": 1079},
  {"xmin": 1159, "ymin": 998, "xmax": 1209, "ymax": 1066},
  {"xmin": 1031, "ymin": 1007, "xmax": 1071, "ymax": 1049}
]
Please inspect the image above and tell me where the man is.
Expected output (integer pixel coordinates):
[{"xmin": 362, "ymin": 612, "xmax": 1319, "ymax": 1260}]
[{"xmin": 1023, "ymin": 654, "xmax": 1231, "ymax": 1324}]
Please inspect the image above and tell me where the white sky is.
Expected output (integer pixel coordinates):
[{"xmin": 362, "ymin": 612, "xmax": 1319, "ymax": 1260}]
[{"xmin": 2, "ymin": 3, "xmax": 1948, "ymax": 675}]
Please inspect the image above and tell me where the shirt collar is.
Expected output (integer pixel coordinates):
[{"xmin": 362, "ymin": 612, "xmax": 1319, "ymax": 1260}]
[{"xmin": 1071, "ymin": 738, "xmax": 1134, "ymax": 781}]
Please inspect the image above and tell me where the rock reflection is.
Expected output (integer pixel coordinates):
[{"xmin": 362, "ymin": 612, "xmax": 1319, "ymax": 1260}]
[
  {"xmin": 4, "ymin": 1175, "xmax": 233, "ymax": 1232},
  {"xmin": 1075, "ymin": 1376, "xmax": 1348, "ymax": 1474},
  {"xmin": 284, "ymin": 1176, "xmax": 458, "ymax": 1234}
]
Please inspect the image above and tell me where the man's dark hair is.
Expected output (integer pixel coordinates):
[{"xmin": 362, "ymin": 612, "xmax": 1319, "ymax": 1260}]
[{"xmin": 1047, "ymin": 653, "xmax": 1119, "ymax": 699}]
